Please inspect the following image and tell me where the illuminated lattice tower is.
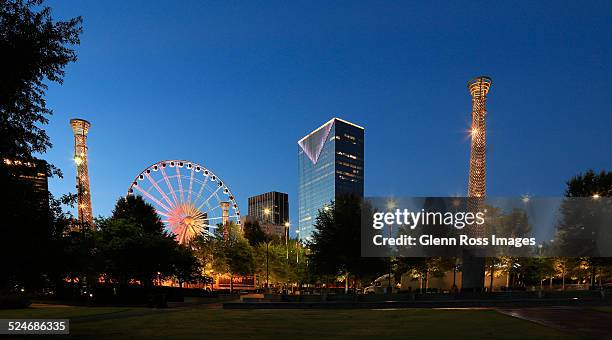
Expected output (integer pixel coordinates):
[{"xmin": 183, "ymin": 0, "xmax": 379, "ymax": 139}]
[
  {"xmin": 462, "ymin": 76, "xmax": 492, "ymax": 292},
  {"xmin": 70, "ymin": 118, "xmax": 93, "ymax": 226},
  {"xmin": 467, "ymin": 76, "xmax": 492, "ymax": 198}
]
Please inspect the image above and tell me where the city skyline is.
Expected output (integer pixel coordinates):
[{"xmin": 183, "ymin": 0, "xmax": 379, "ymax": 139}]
[{"xmin": 39, "ymin": 1, "xmax": 612, "ymax": 236}]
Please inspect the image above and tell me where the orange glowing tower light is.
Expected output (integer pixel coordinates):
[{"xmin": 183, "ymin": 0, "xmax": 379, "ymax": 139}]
[
  {"xmin": 70, "ymin": 118, "xmax": 93, "ymax": 226},
  {"xmin": 467, "ymin": 76, "xmax": 492, "ymax": 199}
]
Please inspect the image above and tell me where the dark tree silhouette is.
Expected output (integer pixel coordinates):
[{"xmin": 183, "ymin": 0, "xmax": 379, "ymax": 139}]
[
  {"xmin": 96, "ymin": 197, "xmax": 200, "ymax": 289},
  {"xmin": 0, "ymin": 0, "xmax": 82, "ymax": 293},
  {"xmin": 0, "ymin": 0, "xmax": 82, "ymax": 164},
  {"xmin": 242, "ymin": 219, "xmax": 268, "ymax": 246},
  {"xmin": 112, "ymin": 195, "xmax": 167, "ymax": 235},
  {"xmin": 308, "ymin": 194, "xmax": 386, "ymax": 291},
  {"xmin": 556, "ymin": 170, "xmax": 612, "ymax": 288}
]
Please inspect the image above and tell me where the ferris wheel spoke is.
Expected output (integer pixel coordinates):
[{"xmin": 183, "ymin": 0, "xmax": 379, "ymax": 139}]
[
  {"xmin": 193, "ymin": 175, "xmax": 209, "ymax": 206},
  {"xmin": 160, "ymin": 165, "xmax": 180, "ymax": 206},
  {"xmin": 198, "ymin": 185, "xmax": 223, "ymax": 211},
  {"xmin": 132, "ymin": 183, "xmax": 172, "ymax": 213},
  {"xmin": 205, "ymin": 214, "xmax": 239, "ymax": 221},
  {"xmin": 187, "ymin": 167, "xmax": 195, "ymax": 203},
  {"xmin": 145, "ymin": 172, "xmax": 175, "ymax": 209},
  {"xmin": 189, "ymin": 225, "xmax": 200, "ymax": 238},
  {"xmin": 176, "ymin": 165, "xmax": 185, "ymax": 203},
  {"xmin": 202, "ymin": 203, "xmax": 221, "ymax": 216},
  {"xmin": 156, "ymin": 210, "xmax": 170, "ymax": 218},
  {"xmin": 129, "ymin": 160, "xmax": 240, "ymax": 245}
]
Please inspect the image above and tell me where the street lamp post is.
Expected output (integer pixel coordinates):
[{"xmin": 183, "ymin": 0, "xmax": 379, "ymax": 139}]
[
  {"xmin": 266, "ymin": 240, "xmax": 270, "ymax": 293},
  {"xmin": 284, "ymin": 221, "xmax": 290, "ymax": 261},
  {"xmin": 295, "ymin": 230, "xmax": 300, "ymax": 264},
  {"xmin": 263, "ymin": 208, "xmax": 271, "ymax": 293}
]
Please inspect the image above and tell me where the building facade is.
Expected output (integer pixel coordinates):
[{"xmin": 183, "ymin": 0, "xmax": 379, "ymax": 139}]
[
  {"xmin": 297, "ymin": 117, "xmax": 364, "ymax": 241},
  {"xmin": 248, "ymin": 191, "xmax": 289, "ymax": 225},
  {"xmin": 2, "ymin": 158, "xmax": 49, "ymax": 216}
]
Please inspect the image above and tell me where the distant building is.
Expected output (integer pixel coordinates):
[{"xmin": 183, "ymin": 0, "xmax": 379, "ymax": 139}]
[
  {"xmin": 297, "ymin": 117, "xmax": 364, "ymax": 241},
  {"xmin": 241, "ymin": 215, "xmax": 287, "ymax": 239},
  {"xmin": 2, "ymin": 158, "xmax": 49, "ymax": 215},
  {"xmin": 248, "ymin": 191, "xmax": 289, "ymax": 225}
]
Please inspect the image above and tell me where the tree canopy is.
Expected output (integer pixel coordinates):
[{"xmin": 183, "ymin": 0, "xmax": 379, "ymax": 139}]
[
  {"xmin": 308, "ymin": 194, "xmax": 386, "ymax": 286},
  {"xmin": 0, "ymin": 0, "xmax": 82, "ymax": 164}
]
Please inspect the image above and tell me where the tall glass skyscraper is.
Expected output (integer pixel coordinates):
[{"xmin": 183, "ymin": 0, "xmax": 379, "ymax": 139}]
[{"xmin": 297, "ymin": 117, "xmax": 364, "ymax": 241}]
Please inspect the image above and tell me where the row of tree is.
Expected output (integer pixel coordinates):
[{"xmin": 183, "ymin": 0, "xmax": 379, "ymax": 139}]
[
  {"xmin": 1, "ymin": 0, "xmax": 83, "ymax": 294},
  {"xmin": 192, "ymin": 219, "xmax": 309, "ymax": 292}
]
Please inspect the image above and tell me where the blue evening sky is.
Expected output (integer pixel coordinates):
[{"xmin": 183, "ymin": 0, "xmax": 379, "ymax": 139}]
[{"xmin": 41, "ymin": 1, "xmax": 611, "ymax": 234}]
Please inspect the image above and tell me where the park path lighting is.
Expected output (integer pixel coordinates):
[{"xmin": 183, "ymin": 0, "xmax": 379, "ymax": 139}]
[
  {"xmin": 262, "ymin": 207, "xmax": 276, "ymax": 291},
  {"xmin": 295, "ymin": 230, "xmax": 300, "ymax": 263},
  {"xmin": 284, "ymin": 221, "xmax": 290, "ymax": 260},
  {"xmin": 263, "ymin": 209, "xmax": 273, "ymax": 292},
  {"xmin": 265, "ymin": 239, "xmax": 272, "ymax": 293}
]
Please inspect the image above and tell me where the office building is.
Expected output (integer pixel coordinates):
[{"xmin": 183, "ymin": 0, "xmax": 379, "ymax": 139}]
[{"xmin": 297, "ymin": 117, "xmax": 364, "ymax": 241}]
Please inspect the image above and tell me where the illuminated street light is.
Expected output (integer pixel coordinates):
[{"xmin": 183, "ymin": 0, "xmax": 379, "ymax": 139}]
[
  {"xmin": 593, "ymin": 193, "xmax": 601, "ymax": 199},
  {"xmin": 284, "ymin": 221, "xmax": 290, "ymax": 260}
]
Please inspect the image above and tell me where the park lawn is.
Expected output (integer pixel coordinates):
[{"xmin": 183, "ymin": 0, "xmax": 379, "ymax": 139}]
[
  {"xmin": 591, "ymin": 306, "xmax": 612, "ymax": 313},
  {"xmin": 0, "ymin": 306, "xmax": 583, "ymax": 339},
  {"xmin": 0, "ymin": 306, "xmax": 138, "ymax": 319}
]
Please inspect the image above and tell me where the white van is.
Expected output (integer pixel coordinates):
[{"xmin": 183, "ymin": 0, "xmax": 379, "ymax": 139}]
[{"xmin": 363, "ymin": 274, "xmax": 399, "ymax": 294}]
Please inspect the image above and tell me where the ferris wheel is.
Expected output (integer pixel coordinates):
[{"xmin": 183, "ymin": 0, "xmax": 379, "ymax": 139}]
[{"xmin": 127, "ymin": 160, "xmax": 240, "ymax": 243}]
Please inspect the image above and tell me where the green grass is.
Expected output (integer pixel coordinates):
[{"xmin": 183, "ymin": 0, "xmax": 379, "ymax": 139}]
[
  {"xmin": 591, "ymin": 306, "xmax": 612, "ymax": 313},
  {"xmin": 0, "ymin": 306, "xmax": 582, "ymax": 339},
  {"xmin": 0, "ymin": 306, "xmax": 137, "ymax": 319}
]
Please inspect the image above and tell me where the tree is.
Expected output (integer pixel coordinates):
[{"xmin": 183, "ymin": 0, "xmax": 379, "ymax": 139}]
[
  {"xmin": 395, "ymin": 257, "xmax": 455, "ymax": 292},
  {"xmin": 242, "ymin": 219, "xmax": 267, "ymax": 246},
  {"xmin": 112, "ymin": 195, "xmax": 166, "ymax": 234},
  {"xmin": 224, "ymin": 236, "xmax": 256, "ymax": 292},
  {"xmin": 556, "ymin": 170, "xmax": 612, "ymax": 288},
  {"xmin": 0, "ymin": 0, "xmax": 82, "ymax": 163},
  {"xmin": 308, "ymin": 194, "xmax": 386, "ymax": 292},
  {"xmin": 512, "ymin": 258, "xmax": 556, "ymax": 288},
  {"xmin": 171, "ymin": 245, "xmax": 203, "ymax": 288},
  {"xmin": 200, "ymin": 222, "xmax": 256, "ymax": 293},
  {"xmin": 0, "ymin": 0, "xmax": 81, "ymax": 292},
  {"xmin": 565, "ymin": 170, "xmax": 612, "ymax": 198},
  {"xmin": 96, "ymin": 197, "xmax": 200, "ymax": 289}
]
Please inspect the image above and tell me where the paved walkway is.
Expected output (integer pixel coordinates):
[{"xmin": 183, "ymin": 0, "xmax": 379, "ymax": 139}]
[{"xmin": 498, "ymin": 307, "xmax": 612, "ymax": 339}]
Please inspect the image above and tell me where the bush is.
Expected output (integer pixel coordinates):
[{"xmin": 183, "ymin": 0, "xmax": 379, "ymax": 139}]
[{"xmin": 0, "ymin": 295, "xmax": 31, "ymax": 309}]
